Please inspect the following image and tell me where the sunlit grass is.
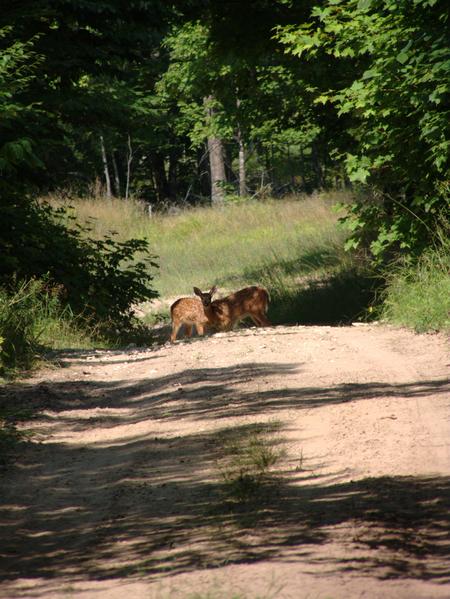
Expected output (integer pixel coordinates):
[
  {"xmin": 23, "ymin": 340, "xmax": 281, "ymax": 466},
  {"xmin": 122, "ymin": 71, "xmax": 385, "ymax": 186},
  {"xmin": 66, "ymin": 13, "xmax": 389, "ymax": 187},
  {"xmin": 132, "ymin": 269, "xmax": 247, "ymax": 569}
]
[
  {"xmin": 44, "ymin": 194, "xmax": 151, "ymax": 241},
  {"xmin": 154, "ymin": 196, "xmax": 349, "ymax": 297},
  {"xmin": 46, "ymin": 192, "xmax": 352, "ymax": 300},
  {"xmin": 45, "ymin": 191, "xmax": 385, "ymax": 326},
  {"xmin": 0, "ymin": 279, "xmax": 102, "ymax": 378},
  {"xmin": 380, "ymin": 231, "xmax": 450, "ymax": 333},
  {"xmin": 39, "ymin": 191, "xmax": 450, "ymax": 333}
]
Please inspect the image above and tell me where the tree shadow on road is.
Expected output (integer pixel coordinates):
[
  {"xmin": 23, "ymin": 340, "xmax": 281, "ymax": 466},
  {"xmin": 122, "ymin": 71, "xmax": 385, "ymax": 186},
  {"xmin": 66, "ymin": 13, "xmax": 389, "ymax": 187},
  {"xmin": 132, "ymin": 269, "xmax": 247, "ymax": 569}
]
[
  {"xmin": 1, "ymin": 359, "xmax": 449, "ymax": 595},
  {"xmin": 1, "ymin": 359, "xmax": 447, "ymax": 425},
  {"xmin": 1, "ymin": 432, "xmax": 449, "ymax": 592}
]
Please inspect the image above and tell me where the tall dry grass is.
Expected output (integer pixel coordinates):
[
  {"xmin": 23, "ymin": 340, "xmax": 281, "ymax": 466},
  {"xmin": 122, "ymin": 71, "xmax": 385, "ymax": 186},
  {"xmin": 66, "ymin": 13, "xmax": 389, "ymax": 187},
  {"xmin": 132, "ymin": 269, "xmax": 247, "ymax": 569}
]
[{"xmin": 45, "ymin": 192, "xmax": 352, "ymax": 301}]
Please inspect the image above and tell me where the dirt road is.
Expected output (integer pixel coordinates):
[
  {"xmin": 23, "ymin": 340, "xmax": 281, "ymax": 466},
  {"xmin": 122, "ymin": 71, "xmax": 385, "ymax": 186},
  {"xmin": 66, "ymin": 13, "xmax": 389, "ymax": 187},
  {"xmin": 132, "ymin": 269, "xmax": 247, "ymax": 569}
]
[{"xmin": 1, "ymin": 324, "xmax": 449, "ymax": 599}]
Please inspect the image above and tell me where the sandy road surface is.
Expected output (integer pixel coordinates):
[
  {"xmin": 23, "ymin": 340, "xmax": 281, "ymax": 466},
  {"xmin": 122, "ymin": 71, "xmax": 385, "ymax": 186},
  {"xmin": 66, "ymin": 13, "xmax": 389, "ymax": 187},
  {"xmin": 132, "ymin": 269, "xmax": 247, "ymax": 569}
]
[{"xmin": 0, "ymin": 324, "xmax": 449, "ymax": 599}]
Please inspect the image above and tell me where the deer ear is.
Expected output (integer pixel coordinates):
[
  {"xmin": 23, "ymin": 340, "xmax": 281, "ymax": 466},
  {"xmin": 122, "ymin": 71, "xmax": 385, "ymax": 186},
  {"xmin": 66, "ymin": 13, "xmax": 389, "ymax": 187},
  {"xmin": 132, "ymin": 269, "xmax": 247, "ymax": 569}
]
[
  {"xmin": 210, "ymin": 286, "xmax": 217, "ymax": 296},
  {"xmin": 193, "ymin": 287, "xmax": 202, "ymax": 296}
]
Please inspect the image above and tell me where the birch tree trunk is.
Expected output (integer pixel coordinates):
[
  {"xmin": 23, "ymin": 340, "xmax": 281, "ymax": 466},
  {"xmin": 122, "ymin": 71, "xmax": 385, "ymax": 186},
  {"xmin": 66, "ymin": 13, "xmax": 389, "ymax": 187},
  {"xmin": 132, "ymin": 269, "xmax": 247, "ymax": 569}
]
[
  {"xmin": 237, "ymin": 130, "xmax": 247, "ymax": 197},
  {"xmin": 204, "ymin": 96, "xmax": 226, "ymax": 205},
  {"xmin": 100, "ymin": 135, "xmax": 112, "ymax": 198},
  {"xmin": 125, "ymin": 134, "xmax": 133, "ymax": 201},
  {"xmin": 112, "ymin": 152, "xmax": 121, "ymax": 198},
  {"xmin": 236, "ymin": 98, "xmax": 247, "ymax": 197}
]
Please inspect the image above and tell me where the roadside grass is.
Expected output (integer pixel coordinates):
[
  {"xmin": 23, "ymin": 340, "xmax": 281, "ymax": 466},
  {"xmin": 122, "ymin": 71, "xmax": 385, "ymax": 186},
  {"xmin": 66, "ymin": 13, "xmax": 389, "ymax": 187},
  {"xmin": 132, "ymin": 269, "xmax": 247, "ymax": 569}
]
[
  {"xmin": 45, "ymin": 192, "xmax": 349, "ymax": 295},
  {"xmin": 148, "ymin": 194, "xmax": 350, "ymax": 299},
  {"xmin": 380, "ymin": 231, "xmax": 450, "ymax": 333},
  {"xmin": 0, "ymin": 279, "xmax": 102, "ymax": 380},
  {"xmin": 0, "ymin": 279, "xmax": 103, "ymax": 462}
]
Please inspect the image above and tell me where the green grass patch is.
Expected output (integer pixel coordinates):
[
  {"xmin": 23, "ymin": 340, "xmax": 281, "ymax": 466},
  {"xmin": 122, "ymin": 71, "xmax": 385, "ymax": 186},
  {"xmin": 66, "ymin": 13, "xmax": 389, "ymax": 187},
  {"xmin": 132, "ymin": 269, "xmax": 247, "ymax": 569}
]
[
  {"xmin": 0, "ymin": 279, "xmax": 102, "ymax": 378},
  {"xmin": 381, "ymin": 233, "xmax": 450, "ymax": 333},
  {"xmin": 216, "ymin": 422, "xmax": 285, "ymax": 504},
  {"xmin": 42, "ymin": 191, "xmax": 450, "ymax": 335},
  {"xmin": 47, "ymin": 193, "xmax": 350, "ymax": 296},
  {"xmin": 149, "ymin": 195, "xmax": 349, "ymax": 298},
  {"xmin": 44, "ymin": 193, "xmax": 152, "ymax": 241}
]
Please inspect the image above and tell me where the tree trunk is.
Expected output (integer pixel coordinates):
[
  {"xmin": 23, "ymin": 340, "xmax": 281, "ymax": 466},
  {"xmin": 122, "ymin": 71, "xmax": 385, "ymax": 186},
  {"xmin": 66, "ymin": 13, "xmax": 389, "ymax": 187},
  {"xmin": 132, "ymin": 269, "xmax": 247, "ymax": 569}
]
[
  {"xmin": 112, "ymin": 151, "xmax": 121, "ymax": 198},
  {"xmin": 150, "ymin": 153, "xmax": 170, "ymax": 204},
  {"xmin": 100, "ymin": 135, "xmax": 112, "ymax": 198},
  {"xmin": 205, "ymin": 96, "xmax": 226, "ymax": 205},
  {"xmin": 207, "ymin": 137, "xmax": 226, "ymax": 204},
  {"xmin": 237, "ymin": 132, "xmax": 247, "ymax": 197},
  {"xmin": 236, "ymin": 98, "xmax": 247, "ymax": 197},
  {"xmin": 125, "ymin": 134, "xmax": 133, "ymax": 201}
]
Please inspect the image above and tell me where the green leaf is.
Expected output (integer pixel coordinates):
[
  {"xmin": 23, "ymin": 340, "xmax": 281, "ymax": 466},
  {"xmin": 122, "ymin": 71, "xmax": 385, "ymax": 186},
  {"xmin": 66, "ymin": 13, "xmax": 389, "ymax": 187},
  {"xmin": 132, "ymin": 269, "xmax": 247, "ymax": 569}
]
[
  {"xmin": 349, "ymin": 166, "xmax": 370, "ymax": 183},
  {"xmin": 357, "ymin": 0, "xmax": 373, "ymax": 10},
  {"xmin": 362, "ymin": 68, "xmax": 377, "ymax": 79},
  {"xmin": 396, "ymin": 51, "xmax": 409, "ymax": 65},
  {"xmin": 314, "ymin": 94, "xmax": 332, "ymax": 105},
  {"xmin": 344, "ymin": 238, "xmax": 360, "ymax": 251}
]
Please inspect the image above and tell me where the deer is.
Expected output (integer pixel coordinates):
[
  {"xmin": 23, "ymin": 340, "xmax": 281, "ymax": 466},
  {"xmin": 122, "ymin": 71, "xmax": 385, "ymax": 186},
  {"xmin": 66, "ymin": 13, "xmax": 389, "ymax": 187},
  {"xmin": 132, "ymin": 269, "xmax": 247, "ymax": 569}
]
[
  {"xmin": 169, "ymin": 285, "xmax": 271, "ymax": 343},
  {"xmin": 193, "ymin": 285, "xmax": 271, "ymax": 331},
  {"xmin": 169, "ymin": 295, "xmax": 210, "ymax": 343}
]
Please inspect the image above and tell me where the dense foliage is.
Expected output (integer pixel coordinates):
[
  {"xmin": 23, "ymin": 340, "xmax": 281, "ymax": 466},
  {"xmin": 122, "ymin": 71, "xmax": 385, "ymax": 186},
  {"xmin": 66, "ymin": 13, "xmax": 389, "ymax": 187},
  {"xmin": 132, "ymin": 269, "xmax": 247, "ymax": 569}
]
[
  {"xmin": 1, "ymin": 195, "xmax": 158, "ymax": 323},
  {"xmin": 278, "ymin": 0, "xmax": 450, "ymax": 258},
  {"xmin": 0, "ymin": 12, "xmax": 159, "ymax": 356}
]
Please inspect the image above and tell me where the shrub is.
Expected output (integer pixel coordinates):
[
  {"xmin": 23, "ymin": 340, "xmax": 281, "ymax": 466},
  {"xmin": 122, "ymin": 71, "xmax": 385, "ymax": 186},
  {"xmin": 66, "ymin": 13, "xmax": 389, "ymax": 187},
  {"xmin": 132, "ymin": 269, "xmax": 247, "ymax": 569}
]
[
  {"xmin": 0, "ymin": 279, "xmax": 46, "ymax": 373},
  {"xmin": 381, "ymin": 232, "xmax": 450, "ymax": 333},
  {"xmin": 0, "ymin": 278, "xmax": 105, "ymax": 376},
  {"xmin": 0, "ymin": 191, "xmax": 159, "ymax": 331}
]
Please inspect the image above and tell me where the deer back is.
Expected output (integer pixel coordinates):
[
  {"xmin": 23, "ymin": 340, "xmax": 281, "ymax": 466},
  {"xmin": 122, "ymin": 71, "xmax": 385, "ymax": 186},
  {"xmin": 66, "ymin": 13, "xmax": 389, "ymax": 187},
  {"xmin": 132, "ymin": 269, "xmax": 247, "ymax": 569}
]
[
  {"xmin": 210, "ymin": 286, "xmax": 269, "ymax": 328},
  {"xmin": 170, "ymin": 297, "xmax": 209, "ymax": 325}
]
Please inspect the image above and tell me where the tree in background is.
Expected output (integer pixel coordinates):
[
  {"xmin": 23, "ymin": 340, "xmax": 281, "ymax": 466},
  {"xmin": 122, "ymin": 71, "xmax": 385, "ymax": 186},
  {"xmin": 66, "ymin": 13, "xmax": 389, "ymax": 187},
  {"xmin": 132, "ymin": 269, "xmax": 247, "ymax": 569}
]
[
  {"xmin": 0, "ymin": 27, "xmax": 44, "ymax": 188},
  {"xmin": 2, "ymin": 0, "xmax": 448, "ymax": 260},
  {"xmin": 0, "ymin": 12, "xmax": 160, "ymax": 334},
  {"xmin": 1, "ymin": 0, "xmax": 178, "ymax": 194},
  {"xmin": 158, "ymin": 2, "xmax": 339, "ymax": 202},
  {"xmin": 278, "ymin": 0, "xmax": 450, "ymax": 258}
]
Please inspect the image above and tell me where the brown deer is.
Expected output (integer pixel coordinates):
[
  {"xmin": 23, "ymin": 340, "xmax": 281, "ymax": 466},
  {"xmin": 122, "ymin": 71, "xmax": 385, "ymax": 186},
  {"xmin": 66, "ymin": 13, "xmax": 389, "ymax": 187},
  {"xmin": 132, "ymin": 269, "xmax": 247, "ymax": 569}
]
[
  {"xmin": 193, "ymin": 285, "xmax": 271, "ymax": 331},
  {"xmin": 169, "ymin": 295, "xmax": 210, "ymax": 343}
]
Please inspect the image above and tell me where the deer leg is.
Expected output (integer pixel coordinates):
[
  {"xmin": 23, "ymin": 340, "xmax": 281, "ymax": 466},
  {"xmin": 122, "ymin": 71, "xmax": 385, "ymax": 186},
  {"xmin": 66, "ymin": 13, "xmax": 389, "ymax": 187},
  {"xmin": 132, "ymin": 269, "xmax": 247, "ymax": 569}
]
[
  {"xmin": 196, "ymin": 323, "xmax": 205, "ymax": 337},
  {"xmin": 259, "ymin": 313, "xmax": 272, "ymax": 326},
  {"xmin": 252, "ymin": 313, "xmax": 271, "ymax": 327},
  {"xmin": 185, "ymin": 324, "xmax": 193, "ymax": 338},
  {"xmin": 170, "ymin": 322, "xmax": 180, "ymax": 343}
]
